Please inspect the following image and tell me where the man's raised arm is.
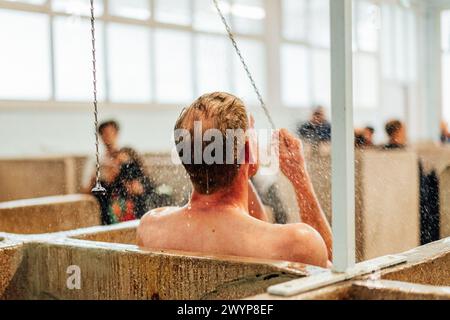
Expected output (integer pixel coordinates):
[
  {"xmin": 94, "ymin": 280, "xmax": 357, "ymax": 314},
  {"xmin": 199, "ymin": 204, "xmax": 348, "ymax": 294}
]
[{"xmin": 277, "ymin": 129, "xmax": 333, "ymax": 260}]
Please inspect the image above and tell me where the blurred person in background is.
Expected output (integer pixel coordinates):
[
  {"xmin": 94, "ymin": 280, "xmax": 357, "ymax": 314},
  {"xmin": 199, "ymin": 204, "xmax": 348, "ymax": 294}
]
[
  {"xmin": 355, "ymin": 128, "xmax": 367, "ymax": 148},
  {"xmin": 82, "ymin": 120, "xmax": 122, "ymax": 194},
  {"xmin": 383, "ymin": 120, "xmax": 407, "ymax": 150},
  {"xmin": 363, "ymin": 126, "xmax": 375, "ymax": 147},
  {"xmin": 297, "ymin": 107, "xmax": 331, "ymax": 144},
  {"xmin": 355, "ymin": 126, "xmax": 376, "ymax": 149},
  {"xmin": 441, "ymin": 121, "xmax": 450, "ymax": 144},
  {"xmin": 107, "ymin": 147, "xmax": 171, "ymax": 224},
  {"xmin": 82, "ymin": 120, "xmax": 170, "ymax": 224}
]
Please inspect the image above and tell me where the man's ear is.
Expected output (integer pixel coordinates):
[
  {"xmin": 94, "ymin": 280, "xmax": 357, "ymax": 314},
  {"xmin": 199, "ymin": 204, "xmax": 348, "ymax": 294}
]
[{"xmin": 245, "ymin": 139, "xmax": 259, "ymax": 178}]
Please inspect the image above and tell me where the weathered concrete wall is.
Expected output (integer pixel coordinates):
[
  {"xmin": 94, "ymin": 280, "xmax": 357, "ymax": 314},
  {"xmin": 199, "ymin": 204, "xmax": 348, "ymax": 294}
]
[
  {"xmin": 305, "ymin": 149, "xmax": 420, "ymax": 261},
  {"xmin": 0, "ymin": 195, "xmax": 100, "ymax": 234},
  {"xmin": 0, "ymin": 240, "xmax": 24, "ymax": 298},
  {"xmin": 1, "ymin": 228, "xmax": 449, "ymax": 300},
  {"xmin": 414, "ymin": 143, "xmax": 450, "ymax": 175},
  {"xmin": 69, "ymin": 221, "xmax": 139, "ymax": 245},
  {"xmin": 414, "ymin": 144, "xmax": 450, "ymax": 240},
  {"xmin": 0, "ymin": 153, "xmax": 190, "ymax": 206},
  {"xmin": 440, "ymin": 167, "xmax": 450, "ymax": 238},
  {"xmin": 248, "ymin": 280, "xmax": 450, "ymax": 300},
  {"xmin": 380, "ymin": 239, "xmax": 450, "ymax": 287},
  {"xmin": 348, "ymin": 280, "xmax": 450, "ymax": 300},
  {"xmin": 4, "ymin": 239, "xmax": 306, "ymax": 300},
  {"xmin": 357, "ymin": 150, "xmax": 420, "ymax": 260},
  {"xmin": 0, "ymin": 156, "xmax": 86, "ymax": 202},
  {"xmin": 247, "ymin": 238, "xmax": 450, "ymax": 300}
]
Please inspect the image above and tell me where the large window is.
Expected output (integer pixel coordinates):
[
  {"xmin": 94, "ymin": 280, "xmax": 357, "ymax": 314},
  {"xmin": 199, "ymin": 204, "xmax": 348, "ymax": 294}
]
[
  {"xmin": 442, "ymin": 10, "xmax": 450, "ymax": 124},
  {"xmin": 0, "ymin": 0, "xmax": 266, "ymax": 105},
  {"xmin": 281, "ymin": 0, "xmax": 381, "ymax": 109},
  {"xmin": 280, "ymin": 0, "xmax": 418, "ymax": 110},
  {"xmin": 0, "ymin": 0, "xmax": 419, "ymax": 111}
]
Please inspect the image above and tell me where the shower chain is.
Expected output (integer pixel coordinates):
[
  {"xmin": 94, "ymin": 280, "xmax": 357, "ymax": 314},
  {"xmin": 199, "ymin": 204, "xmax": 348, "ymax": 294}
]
[
  {"xmin": 90, "ymin": 0, "xmax": 105, "ymax": 193},
  {"xmin": 212, "ymin": 0, "xmax": 276, "ymax": 130}
]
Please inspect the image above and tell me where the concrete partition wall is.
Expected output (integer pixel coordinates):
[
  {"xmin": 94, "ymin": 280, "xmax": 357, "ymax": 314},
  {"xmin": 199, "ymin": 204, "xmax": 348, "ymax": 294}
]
[
  {"xmin": 357, "ymin": 150, "xmax": 420, "ymax": 260},
  {"xmin": 440, "ymin": 166, "xmax": 450, "ymax": 238},
  {"xmin": 380, "ymin": 239, "xmax": 450, "ymax": 287},
  {"xmin": 69, "ymin": 221, "xmax": 139, "ymax": 245},
  {"xmin": 305, "ymin": 149, "xmax": 420, "ymax": 261},
  {"xmin": 413, "ymin": 144, "xmax": 450, "ymax": 239},
  {"xmin": 248, "ymin": 238, "xmax": 450, "ymax": 300},
  {"xmin": 413, "ymin": 144, "xmax": 450, "ymax": 174},
  {"xmin": 0, "ymin": 156, "xmax": 87, "ymax": 202},
  {"xmin": 0, "ymin": 154, "xmax": 189, "ymax": 205},
  {"xmin": 0, "ymin": 239, "xmax": 24, "ymax": 298},
  {"xmin": 3, "ymin": 239, "xmax": 308, "ymax": 300},
  {"xmin": 0, "ymin": 195, "xmax": 101, "ymax": 234}
]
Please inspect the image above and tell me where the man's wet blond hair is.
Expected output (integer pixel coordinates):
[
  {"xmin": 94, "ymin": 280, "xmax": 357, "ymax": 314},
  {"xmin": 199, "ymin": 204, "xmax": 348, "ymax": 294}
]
[{"xmin": 175, "ymin": 92, "xmax": 249, "ymax": 194}]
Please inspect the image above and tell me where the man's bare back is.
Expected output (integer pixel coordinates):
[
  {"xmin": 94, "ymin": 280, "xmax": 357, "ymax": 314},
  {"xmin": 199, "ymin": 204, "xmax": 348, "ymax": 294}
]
[
  {"xmin": 138, "ymin": 204, "xmax": 328, "ymax": 267},
  {"xmin": 137, "ymin": 94, "xmax": 332, "ymax": 268}
]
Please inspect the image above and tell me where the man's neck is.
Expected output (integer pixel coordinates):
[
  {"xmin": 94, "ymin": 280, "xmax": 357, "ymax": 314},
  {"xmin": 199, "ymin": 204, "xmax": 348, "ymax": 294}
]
[{"xmin": 188, "ymin": 173, "xmax": 249, "ymax": 213}]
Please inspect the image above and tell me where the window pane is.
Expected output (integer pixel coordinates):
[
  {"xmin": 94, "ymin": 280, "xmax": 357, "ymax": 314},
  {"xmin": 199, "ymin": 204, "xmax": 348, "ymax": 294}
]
[
  {"xmin": 281, "ymin": 44, "xmax": 310, "ymax": 108},
  {"xmin": 232, "ymin": 0, "xmax": 266, "ymax": 35},
  {"xmin": 107, "ymin": 23, "xmax": 151, "ymax": 103},
  {"xmin": 155, "ymin": 0, "xmax": 190, "ymax": 25},
  {"xmin": 356, "ymin": 1, "xmax": 380, "ymax": 52},
  {"xmin": 196, "ymin": 35, "xmax": 231, "ymax": 95},
  {"xmin": 442, "ymin": 11, "xmax": 450, "ymax": 52},
  {"xmin": 232, "ymin": 39, "xmax": 266, "ymax": 105},
  {"xmin": 282, "ymin": 0, "xmax": 308, "ymax": 41},
  {"xmin": 312, "ymin": 49, "xmax": 330, "ymax": 108},
  {"xmin": 394, "ymin": 5, "xmax": 407, "ymax": 82},
  {"xmin": 381, "ymin": 3, "xmax": 394, "ymax": 79},
  {"xmin": 406, "ymin": 10, "xmax": 417, "ymax": 83},
  {"xmin": 309, "ymin": 0, "xmax": 330, "ymax": 48},
  {"xmin": 0, "ymin": 10, "xmax": 51, "ymax": 100},
  {"xmin": 52, "ymin": 0, "xmax": 104, "ymax": 16},
  {"xmin": 155, "ymin": 30, "xmax": 192, "ymax": 104},
  {"xmin": 354, "ymin": 54, "xmax": 378, "ymax": 109},
  {"xmin": 109, "ymin": 0, "xmax": 150, "ymax": 20},
  {"xmin": 54, "ymin": 17, "xmax": 105, "ymax": 101},
  {"xmin": 194, "ymin": 0, "xmax": 228, "ymax": 33}
]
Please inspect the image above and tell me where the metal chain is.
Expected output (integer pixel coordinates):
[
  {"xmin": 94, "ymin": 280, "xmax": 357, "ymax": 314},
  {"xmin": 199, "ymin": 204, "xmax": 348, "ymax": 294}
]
[
  {"xmin": 212, "ymin": 0, "xmax": 275, "ymax": 130},
  {"xmin": 90, "ymin": 0, "xmax": 104, "ymax": 192}
]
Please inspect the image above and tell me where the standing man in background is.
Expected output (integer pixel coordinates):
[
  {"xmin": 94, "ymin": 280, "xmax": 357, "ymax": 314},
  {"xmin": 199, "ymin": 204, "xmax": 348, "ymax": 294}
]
[{"xmin": 82, "ymin": 120, "xmax": 122, "ymax": 194}]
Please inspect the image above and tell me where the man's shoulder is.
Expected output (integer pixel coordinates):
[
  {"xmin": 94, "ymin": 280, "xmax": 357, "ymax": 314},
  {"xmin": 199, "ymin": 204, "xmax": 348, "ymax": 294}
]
[
  {"xmin": 137, "ymin": 207, "xmax": 181, "ymax": 246},
  {"xmin": 140, "ymin": 207, "xmax": 180, "ymax": 223},
  {"xmin": 273, "ymin": 223, "xmax": 328, "ymax": 266},
  {"xmin": 276, "ymin": 222, "xmax": 319, "ymax": 239}
]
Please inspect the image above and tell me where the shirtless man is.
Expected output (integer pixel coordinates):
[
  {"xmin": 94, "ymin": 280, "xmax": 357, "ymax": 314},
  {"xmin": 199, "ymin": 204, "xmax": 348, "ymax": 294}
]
[{"xmin": 137, "ymin": 92, "xmax": 332, "ymax": 268}]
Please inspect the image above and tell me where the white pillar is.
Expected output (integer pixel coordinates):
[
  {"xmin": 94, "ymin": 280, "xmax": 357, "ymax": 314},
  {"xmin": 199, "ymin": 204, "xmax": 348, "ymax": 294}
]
[
  {"xmin": 424, "ymin": 7, "xmax": 443, "ymax": 142},
  {"xmin": 330, "ymin": 0, "xmax": 355, "ymax": 272}
]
